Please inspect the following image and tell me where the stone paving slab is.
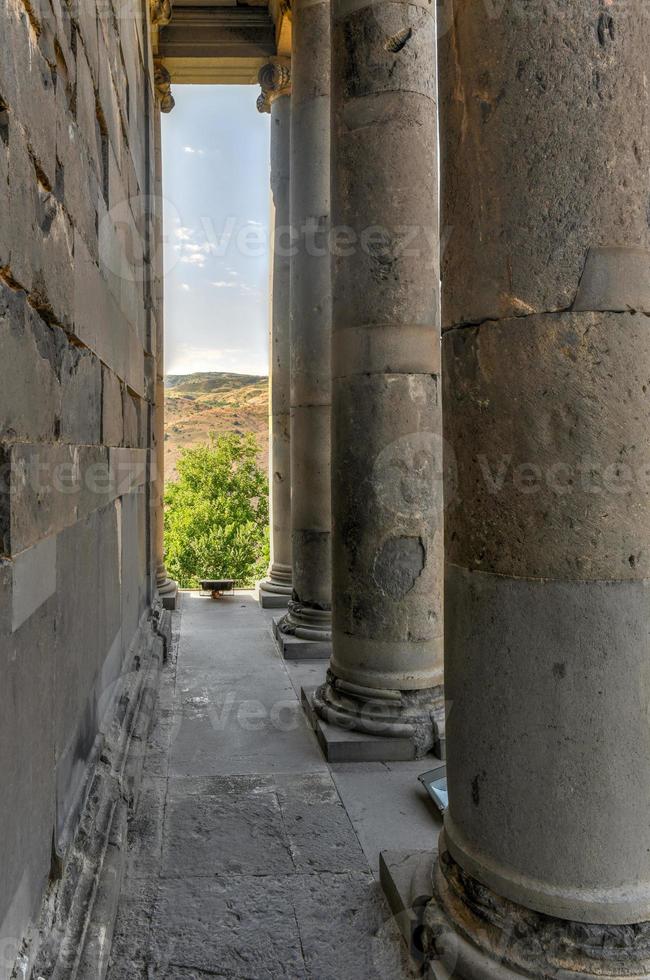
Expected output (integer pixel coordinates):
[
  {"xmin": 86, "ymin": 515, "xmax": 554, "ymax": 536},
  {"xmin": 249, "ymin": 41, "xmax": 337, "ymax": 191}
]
[
  {"xmin": 126, "ymin": 776, "xmax": 167, "ymax": 880},
  {"xmin": 292, "ymin": 872, "xmax": 411, "ymax": 980},
  {"xmin": 275, "ymin": 773, "xmax": 369, "ymax": 874},
  {"xmin": 175, "ymin": 661, "xmax": 295, "ymax": 701},
  {"xmin": 176, "ymin": 626, "xmax": 279, "ymax": 672},
  {"xmin": 107, "ymin": 593, "xmax": 427, "ymax": 979},
  {"xmin": 284, "ymin": 659, "xmax": 327, "ymax": 700},
  {"xmin": 162, "ymin": 776, "xmax": 294, "ymax": 877},
  {"xmin": 332, "ymin": 763, "xmax": 443, "ymax": 876},
  {"xmin": 106, "ymin": 877, "xmax": 157, "ymax": 980},
  {"xmin": 168, "ymin": 700, "xmax": 328, "ymax": 778},
  {"xmin": 151, "ymin": 875, "xmax": 307, "ymax": 979}
]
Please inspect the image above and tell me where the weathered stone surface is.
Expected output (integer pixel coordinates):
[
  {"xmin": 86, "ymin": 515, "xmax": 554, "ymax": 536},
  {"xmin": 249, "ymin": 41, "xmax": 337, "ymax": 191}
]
[
  {"xmin": 276, "ymin": 772, "xmax": 369, "ymax": 873},
  {"xmin": 445, "ymin": 568, "xmax": 650, "ymax": 925},
  {"xmin": 107, "ymin": 595, "xmax": 419, "ymax": 980},
  {"xmin": 151, "ymin": 876, "xmax": 306, "ymax": 979},
  {"xmin": 439, "ymin": 0, "xmax": 650, "ymax": 326},
  {"xmin": 60, "ymin": 345, "xmax": 102, "ymax": 444},
  {"xmin": 1, "ymin": 443, "xmax": 148, "ymax": 556},
  {"xmin": 121, "ymin": 490, "xmax": 148, "ymax": 644},
  {"xmin": 0, "ymin": 0, "xmax": 156, "ymax": 969},
  {"xmin": 3, "ymin": 119, "xmax": 74, "ymax": 328},
  {"xmin": 55, "ymin": 504, "xmax": 121, "ymax": 783},
  {"xmin": 319, "ymin": 0, "xmax": 442, "ymax": 751},
  {"xmin": 122, "ymin": 388, "xmax": 143, "ymax": 448},
  {"xmin": 106, "ymin": 878, "xmax": 157, "ymax": 980},
  {"xmin": 102, "ymin": 368, "xmax": 124, "ymax": 447},
  {"xmin": 162, "ymin": 776, "xmax": 294, "ymax": 877},
  {"xmin": 292, "ymin": 872, "xmax": 401, "ymax": 979},
  {"xmin": 574, "ymin": 246, "xmax": 650, "ymax": 314},
  {"xmin": 0, "ymin": 283, "xmax": 62, "ymax": 443},
  {"xmin": 331, "ymin": 374, "xmax": 443, "ymax": 689},
  {"xmin": 437, "ymin": 0, "xmax": 650, "ymax": 948},
  {"xmin": 286, "ymin": 0, "xmax": 333, "ymax": 635},
  {"xmin": 443, "ymin": 311, "xmax": 650, "ymax": 581},
  {"xmin": 0, "ymin": 0, "xmax": 58, "ymax": 186},
  {"xmin": 125, "ymin": 777, "xmax": 166, "ymax": 881},
  {"xmin": 428, "ymin": 846, "xmax": 650, "ymax": 979},
  {"xmin": 0, "ymin": 565, "xmax": 55, "ymax": 975},
  {"xmin": 262, "ymin": 89, "xmax": 293, "ymax": 595}
]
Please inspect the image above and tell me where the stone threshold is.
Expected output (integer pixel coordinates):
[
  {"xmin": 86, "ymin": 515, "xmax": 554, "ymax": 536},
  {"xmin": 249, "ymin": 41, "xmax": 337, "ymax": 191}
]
[{"xmin": 17, "ymin": 605, "xmax": 170, "ymax": 980}]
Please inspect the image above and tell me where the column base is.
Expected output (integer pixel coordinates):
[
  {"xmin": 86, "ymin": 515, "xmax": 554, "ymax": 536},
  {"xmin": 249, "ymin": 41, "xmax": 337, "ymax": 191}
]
[
  {"xmin": 312, "ymin": 670, "xmax": 443, "ymax": 759},
  {"xmin": 157, "ymin": 576, "xmax": 178, "ymax": 611},
  {"xmin": 421, "ymin": 841, "xmax": 650, "ymax": 980},
  {"xmin": 302, "ymin": 685, "xmax": 435, "ymax": 762},
  {"xmin": 277, "ymin": 598, "xmax": 332, "ymax": 640},
  {"xmin": 258, "ymin": 581, "xmax": 292, "ymax": 609},
  {"xmin": 258, "ymin": 562, "xmax": 293, "ymax": 607},
  {"xmin": 272, "ymin": 615, "xmax": 331, "ymax": 660}
]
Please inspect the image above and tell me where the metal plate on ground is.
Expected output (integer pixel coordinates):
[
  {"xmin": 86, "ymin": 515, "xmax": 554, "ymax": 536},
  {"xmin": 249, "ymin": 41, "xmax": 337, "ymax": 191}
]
[{"xmin": 418, "ymin": 768, "xmax": 448, "ymax": 813}]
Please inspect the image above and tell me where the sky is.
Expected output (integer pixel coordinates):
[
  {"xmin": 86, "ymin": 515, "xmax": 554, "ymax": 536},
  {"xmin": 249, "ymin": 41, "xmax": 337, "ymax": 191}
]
[{"xmin": 161, "ymin": 86, "xmax": 271, "ymax": 377}]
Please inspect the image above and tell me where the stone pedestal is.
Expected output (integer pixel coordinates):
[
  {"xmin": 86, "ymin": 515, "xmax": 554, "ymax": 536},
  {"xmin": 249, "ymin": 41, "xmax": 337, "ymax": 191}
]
[
  {"xmin": 424, "ymin": 2, "xmax": 650, "ymax": 975},
  {"xmin": 257, "ymin": 63, "xmax": 294, "ymax": 611},
  {"xmin": 276, "ymin": 0, "xmax": 332, "ymax": 646},
  {"xmin": 313, "ymin": 0, "xmax": 442, "ymax": 758},
  {"xmin": 272, "ymin": 618, "xmax": 330, "ymax": 661}
]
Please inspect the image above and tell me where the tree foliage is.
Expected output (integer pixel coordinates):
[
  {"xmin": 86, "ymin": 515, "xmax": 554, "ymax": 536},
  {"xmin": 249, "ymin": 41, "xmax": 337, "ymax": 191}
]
[{"xmin": 164, "ymin": 433, "xmax": 269, "ymax": 589}]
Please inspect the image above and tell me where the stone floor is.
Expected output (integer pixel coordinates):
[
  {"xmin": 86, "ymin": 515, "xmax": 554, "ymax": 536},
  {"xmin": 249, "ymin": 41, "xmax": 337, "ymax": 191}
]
[{"xmin": 107, "ymin": 591, "xmax": 443, "ymax": 979}]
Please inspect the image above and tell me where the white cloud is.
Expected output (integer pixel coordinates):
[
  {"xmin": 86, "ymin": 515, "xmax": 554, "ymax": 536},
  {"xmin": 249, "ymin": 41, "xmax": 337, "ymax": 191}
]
[
  {"xmin": 246, "ymin": 220, "xmax": 264, "ymax": 229},
  {"xmin": 172, "ymin": 235, "xmax": 217, "ymax": 269},
  {"xmin": 180, "ymin": 283, "xmax": 191, "ymax": 292},
  {"xmin": 166, "ymin": 344, "xmax": 266, "ymax": 376},
  {"xmin": 211, "ymin": 280, "xmax": 238, "ymax": 289},
  {"xmin": 183, "ymin": 145, "xmax": 206, "ymax": 157}
]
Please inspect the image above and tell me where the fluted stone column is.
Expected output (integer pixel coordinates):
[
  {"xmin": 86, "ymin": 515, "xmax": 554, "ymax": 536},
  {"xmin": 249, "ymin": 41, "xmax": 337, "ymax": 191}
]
[
  {"xmin": 426, "ymin": 3, "xmax": 650, "ymax": 975},
  {"xmin": 313, "ymin": 0, "xmax": 443, "ymax": 755},
  {"xmin": 257, "ymin": 63, "xmax": 294, "ymax": 608},
  {"xmin": 152, "ymin": 99, "xmax": 177, "ymax": 609},
  {"xmin": 277, "ymin": 0, "xmax": 332, "ymax": 643}
]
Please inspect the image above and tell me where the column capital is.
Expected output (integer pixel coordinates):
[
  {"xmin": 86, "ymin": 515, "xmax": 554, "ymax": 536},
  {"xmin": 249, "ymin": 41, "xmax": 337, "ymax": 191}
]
[
  {"xmin": 150, "ymin": 0, "xmax": 173, "ymax": 27},
  {"xmin": 154, "ymin": 61, "xmax": 175, "ymax": 113},
  {"xmin": 256, "ymin": 60, "xmax": 292, "ymax": 114}
]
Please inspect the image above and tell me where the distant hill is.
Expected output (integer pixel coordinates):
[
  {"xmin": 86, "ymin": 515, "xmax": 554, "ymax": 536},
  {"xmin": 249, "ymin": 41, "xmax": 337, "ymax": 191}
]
[
  {"xmin": 165, "ymin": 372, "xmax": 266, "ymax": 394},
  {"xmin": 164, "ymin": 372, "xmax": 269, "ymax": 483}
]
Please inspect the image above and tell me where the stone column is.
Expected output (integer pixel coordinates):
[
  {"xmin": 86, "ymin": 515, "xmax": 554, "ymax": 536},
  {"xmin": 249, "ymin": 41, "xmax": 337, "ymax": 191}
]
[
  {"xmin": 152, "ymin": 98, "xmax": 177, "ymax": 609},
  {"xmin": 427, "ymin": 3, "xmax": 650, "ymax": 975},
  {"xmin": 313, "ymin": 0, "xmax": 443, "ymax": 755},
  {"xmin": 257, "ymin": 63, "xmax": 294, "ymax": 608},
  {"xmin": 277, "ymin": 0, "xmax": 332, "ymax": 643}
]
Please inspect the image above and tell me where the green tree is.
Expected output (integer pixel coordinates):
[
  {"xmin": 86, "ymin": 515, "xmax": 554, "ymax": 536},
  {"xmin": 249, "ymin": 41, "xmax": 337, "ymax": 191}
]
[{"xmin": 164, "ymin": 433, "xmax": 269, "ymax": 589}]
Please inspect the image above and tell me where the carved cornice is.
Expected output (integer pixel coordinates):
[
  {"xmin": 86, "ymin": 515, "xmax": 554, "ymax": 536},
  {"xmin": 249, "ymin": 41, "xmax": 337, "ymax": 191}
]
[
  {"xmin": 154, "ymin": 62, "xmax": 175, "ymax": 113},
  {"xmin": 257, "ymin": 60, "xmax": 292, "ymax": 114},
  {"xmin": 150, "ymin": 0, "xmax": 173, "ymax": 28}
]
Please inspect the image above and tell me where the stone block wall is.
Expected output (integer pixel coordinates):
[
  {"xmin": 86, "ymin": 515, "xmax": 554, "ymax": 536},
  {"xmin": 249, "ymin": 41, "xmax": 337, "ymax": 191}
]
[{"xmin": 0, "ymin": 0, "xmax": 157, "ymax": 972}]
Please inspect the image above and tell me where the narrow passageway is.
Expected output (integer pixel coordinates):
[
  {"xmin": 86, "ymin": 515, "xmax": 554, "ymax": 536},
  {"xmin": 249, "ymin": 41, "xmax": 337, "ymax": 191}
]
[{"xmin": 107, "ymin": 593, "xmax": 441, "ymax": 979}]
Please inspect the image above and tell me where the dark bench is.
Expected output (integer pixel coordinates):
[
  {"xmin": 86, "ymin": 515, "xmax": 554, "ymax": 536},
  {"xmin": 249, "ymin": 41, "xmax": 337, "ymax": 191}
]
[{"xmin": 200, "ymin": 579, "xmax": 235, "ymax": 598}]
